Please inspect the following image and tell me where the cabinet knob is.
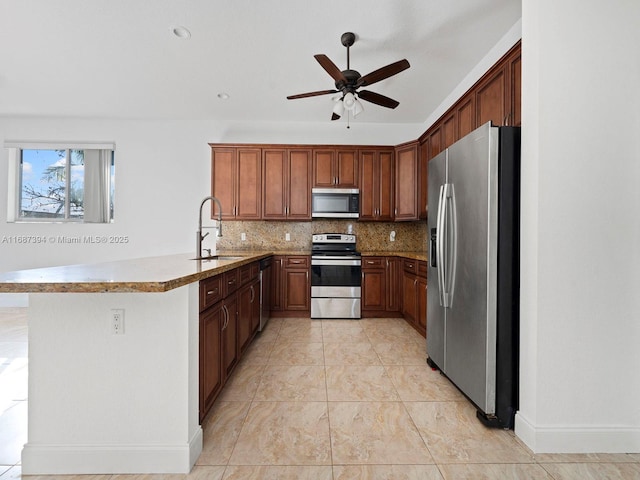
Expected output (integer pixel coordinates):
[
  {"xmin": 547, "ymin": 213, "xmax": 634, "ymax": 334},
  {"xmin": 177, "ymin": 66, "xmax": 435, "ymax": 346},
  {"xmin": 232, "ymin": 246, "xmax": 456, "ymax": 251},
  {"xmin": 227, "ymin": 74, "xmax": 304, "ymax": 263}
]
[{"xmin": 206, "ymin": 288, "xmax": 218, "ymax": 296}]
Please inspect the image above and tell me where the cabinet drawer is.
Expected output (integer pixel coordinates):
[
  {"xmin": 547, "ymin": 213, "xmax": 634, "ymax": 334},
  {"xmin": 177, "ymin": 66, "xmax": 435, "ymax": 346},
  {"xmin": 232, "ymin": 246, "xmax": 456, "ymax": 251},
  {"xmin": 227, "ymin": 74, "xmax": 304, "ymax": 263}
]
[
  {"xmin": 239, "ymin": 261, "xmax": 261, "ymax": 285},
  {"xmin": 223, "ymin": 269, "xmax": 239, "ymax": 296},
  {"xmin": 362, "ymin": 257, "xmax": 384, "ymax": 269},
  {"xmin": 200, "ymin": 275, "xmax": 223, "ymax": 311},
  {"xmin": 417, "ymin": 260, "xmax": 427, "ymax": 278},
  {"xmin": 239, "ymin": 264, "xmax": 252, "ymax": 285},
  {"xmin": 403, "ymin": 259, "xmax": 418, "ymax": 274},
  {"xmin": 250, "ymin": 261, "xmax": 260, "ymax": 278},
  {"xmin": 285, "ymin": 256, "xmax": 309, "ymax": 268}
]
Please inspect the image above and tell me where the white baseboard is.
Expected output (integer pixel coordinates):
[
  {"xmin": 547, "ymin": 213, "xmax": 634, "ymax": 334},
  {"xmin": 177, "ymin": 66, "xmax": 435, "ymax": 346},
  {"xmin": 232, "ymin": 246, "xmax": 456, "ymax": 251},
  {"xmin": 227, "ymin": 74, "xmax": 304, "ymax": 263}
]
[
  {"xmin": 22, "ymin": 427, "xmax": 203, "ymax": 475},
  {"xmin": 515, "ymin": 412, "xmax": 640, "ymax": 453}
]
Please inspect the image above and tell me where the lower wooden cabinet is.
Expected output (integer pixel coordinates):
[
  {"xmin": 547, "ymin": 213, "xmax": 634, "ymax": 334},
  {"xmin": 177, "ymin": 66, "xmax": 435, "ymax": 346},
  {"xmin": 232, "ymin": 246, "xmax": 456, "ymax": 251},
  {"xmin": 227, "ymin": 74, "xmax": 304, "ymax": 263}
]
[
  {"xmin": 238, "ymin": 276, "xmax": 260, "ymax": 355},
  {"xmin": 401, "ymin": 258, "xmax": 427, "ymax": 337},
  {"xmin": 199, "ymin": 302, "xmax": 223, "ymax": 421},
  {"xmin": 361, "ymin": 256, "xmax": 403, "ymax": 317},
  {"xmin": 221, "ymin": 293, "xmax": 238, "ymax": 379},
  {"xmin": 362, "ymin": 257, "xmax": 387, "ymax": 313},
  {"xmin": 271, "ymin": 255, "xmax": 310, "ymax": 316},
  {"xmin": 199, "ymin": 261, "xmax": 263, "ymax": 422}
]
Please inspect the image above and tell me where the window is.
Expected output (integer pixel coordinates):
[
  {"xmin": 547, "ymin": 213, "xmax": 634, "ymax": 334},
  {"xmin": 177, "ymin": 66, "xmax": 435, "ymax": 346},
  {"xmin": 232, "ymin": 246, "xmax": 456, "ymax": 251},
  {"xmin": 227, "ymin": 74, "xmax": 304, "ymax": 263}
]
[{"xmin": 5, "ymin": 142, "xmax": 115, "ymax": 223}]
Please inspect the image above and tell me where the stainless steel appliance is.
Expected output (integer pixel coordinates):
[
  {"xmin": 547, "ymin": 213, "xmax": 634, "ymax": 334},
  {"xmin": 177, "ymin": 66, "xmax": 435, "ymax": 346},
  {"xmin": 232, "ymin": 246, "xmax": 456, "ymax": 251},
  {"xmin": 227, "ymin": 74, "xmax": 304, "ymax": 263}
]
[
  {"xmin": 258, "ymin": 257, "xmax": 272, "ymax": 331},
  {"xmin": 311, "ymin": 233, "xmax": 361, "ymax": 319},
  {"xmin": 311, "ymin": 188, "xmax": 359, "ymax": 218},
  {"xmin": 427, "ymin": 122, "xmax": 520, "ymax": 429}
]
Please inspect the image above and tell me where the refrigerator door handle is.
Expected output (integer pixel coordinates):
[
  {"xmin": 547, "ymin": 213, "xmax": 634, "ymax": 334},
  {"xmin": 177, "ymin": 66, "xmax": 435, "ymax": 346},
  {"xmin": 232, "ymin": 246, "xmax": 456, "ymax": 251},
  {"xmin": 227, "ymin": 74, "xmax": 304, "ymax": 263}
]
[
  {"xmin": 440, "ymin": 183, "xmax": 452, "ymax": 307},
  {"xmin": 436, "ymin": 184, "xmax": 446, "ymax": 306},
  {"xmin": 446, "ymin": 183, "xmax": 458, "ymax": 308}
]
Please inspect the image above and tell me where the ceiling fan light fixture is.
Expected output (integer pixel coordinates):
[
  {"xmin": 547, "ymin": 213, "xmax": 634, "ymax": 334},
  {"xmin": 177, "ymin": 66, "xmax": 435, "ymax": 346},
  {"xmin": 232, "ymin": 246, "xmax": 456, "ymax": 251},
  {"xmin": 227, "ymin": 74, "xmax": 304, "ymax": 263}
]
[
  {"xmin": 332, "ymin": 99, "xmax": 345, "ymax": 118},
  {"xmin": 343, "ymin": 92, "xmax": 356, "ymax": 111},
  {"xmin": 353, "ymin": 97, "xmax": 364, "ymax": 117}
]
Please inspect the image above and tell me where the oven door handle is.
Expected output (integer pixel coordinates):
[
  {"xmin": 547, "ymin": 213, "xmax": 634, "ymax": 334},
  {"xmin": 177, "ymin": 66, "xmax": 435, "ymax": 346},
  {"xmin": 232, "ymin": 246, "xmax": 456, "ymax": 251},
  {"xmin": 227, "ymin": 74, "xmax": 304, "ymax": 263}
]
[{"xmin": 311, "ymin": 259, "xmax": 362, "ymax": 266}]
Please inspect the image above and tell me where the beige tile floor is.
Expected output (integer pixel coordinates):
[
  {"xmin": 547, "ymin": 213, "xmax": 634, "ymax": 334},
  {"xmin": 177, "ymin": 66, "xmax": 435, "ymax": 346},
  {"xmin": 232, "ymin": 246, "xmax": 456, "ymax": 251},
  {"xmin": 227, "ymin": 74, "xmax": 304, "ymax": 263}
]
[{"xmin": 1, "ymin": 309, "xmax": 639, "ymax": 479}]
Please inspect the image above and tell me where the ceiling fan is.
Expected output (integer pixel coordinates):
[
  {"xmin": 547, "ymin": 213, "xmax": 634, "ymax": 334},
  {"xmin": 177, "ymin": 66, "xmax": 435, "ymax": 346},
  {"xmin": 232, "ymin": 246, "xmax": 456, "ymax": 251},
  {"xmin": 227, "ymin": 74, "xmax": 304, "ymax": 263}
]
[{"xmin": 287, "ymin": 32, "xmax": 410, "ymax": 121}]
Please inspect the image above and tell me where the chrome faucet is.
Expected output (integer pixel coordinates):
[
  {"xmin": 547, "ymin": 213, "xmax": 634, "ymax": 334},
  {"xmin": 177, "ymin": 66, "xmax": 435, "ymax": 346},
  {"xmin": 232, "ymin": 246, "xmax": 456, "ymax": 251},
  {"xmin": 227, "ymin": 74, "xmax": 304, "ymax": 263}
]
[{"xmin": 196, "ymin": 196, "xmax": 223, "ymax": 259}]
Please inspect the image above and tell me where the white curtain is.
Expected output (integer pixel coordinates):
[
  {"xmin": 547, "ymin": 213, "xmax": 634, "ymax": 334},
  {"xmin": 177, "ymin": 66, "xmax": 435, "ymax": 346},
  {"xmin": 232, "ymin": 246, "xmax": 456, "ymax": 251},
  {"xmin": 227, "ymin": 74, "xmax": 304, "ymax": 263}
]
[{"xmin": 83, "ymin": 149, "xmax": 112, "ymax": 223}]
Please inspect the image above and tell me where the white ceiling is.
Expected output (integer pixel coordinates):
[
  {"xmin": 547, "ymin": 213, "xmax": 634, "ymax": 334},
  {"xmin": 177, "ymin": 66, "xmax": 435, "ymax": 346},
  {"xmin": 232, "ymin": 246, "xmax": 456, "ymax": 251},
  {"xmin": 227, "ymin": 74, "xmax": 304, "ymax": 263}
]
[{"xmin": 0, "ymin": 0, "xmax": 521, "ymax": 125}]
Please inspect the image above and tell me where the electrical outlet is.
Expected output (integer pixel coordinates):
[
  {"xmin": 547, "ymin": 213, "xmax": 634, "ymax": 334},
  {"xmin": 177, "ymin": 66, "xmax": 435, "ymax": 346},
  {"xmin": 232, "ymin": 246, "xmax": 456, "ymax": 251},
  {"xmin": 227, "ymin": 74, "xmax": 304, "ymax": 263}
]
[
  {"xmin": 241, "ymin": 232, "xmax": 246, "ymax": 241},
  {"xmin": 111, "ymin": 309, "xmax": 125, "ymax": 335},
  {"xmin": 285, "ymin": 233, "xmax": 291, "ymax": 241},
  {"xmin": 390, "ymin": 230, "xmax": 396, "ymax": 242}
]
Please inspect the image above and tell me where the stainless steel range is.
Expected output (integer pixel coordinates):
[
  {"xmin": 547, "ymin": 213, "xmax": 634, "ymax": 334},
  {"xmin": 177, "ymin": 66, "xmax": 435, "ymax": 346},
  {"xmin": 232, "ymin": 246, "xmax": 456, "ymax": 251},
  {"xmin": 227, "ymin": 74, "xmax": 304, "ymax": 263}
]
[{"xmin": 310, "ymin": 233, "xmax": 361, "ymax": 319}]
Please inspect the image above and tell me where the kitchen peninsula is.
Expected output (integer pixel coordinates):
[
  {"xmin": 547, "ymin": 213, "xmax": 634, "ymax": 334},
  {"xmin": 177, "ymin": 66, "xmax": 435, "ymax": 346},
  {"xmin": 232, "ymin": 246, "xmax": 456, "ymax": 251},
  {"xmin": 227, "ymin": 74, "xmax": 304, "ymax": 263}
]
[{"xmin": 0, "ymin": 252, "xmax": 271, "ymax": 474}]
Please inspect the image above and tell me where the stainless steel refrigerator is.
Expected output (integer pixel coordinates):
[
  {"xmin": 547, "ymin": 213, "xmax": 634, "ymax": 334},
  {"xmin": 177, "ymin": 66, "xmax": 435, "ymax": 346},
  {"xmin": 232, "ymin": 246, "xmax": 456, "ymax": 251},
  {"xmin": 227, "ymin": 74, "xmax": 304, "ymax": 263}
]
[{"xmin": 427, "ymin": 121, "xmax": 520, "ymax": 429}]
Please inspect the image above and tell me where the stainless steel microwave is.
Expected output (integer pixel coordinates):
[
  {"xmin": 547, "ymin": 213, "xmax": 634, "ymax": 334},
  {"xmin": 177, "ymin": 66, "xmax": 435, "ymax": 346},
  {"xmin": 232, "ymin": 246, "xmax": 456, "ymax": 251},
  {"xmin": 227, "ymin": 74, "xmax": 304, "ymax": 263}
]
[{"xmin": 311, "ymin": 188, "xmax": 359, "ymax": 218}]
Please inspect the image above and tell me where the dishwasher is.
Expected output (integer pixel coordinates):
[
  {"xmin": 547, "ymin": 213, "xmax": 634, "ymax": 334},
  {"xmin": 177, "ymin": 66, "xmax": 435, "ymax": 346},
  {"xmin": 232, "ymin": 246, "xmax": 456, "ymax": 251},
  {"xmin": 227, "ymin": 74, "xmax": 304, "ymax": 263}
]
[{"xmin": 258, "ymin": 257, "xmax": 272, "ymax": 331}]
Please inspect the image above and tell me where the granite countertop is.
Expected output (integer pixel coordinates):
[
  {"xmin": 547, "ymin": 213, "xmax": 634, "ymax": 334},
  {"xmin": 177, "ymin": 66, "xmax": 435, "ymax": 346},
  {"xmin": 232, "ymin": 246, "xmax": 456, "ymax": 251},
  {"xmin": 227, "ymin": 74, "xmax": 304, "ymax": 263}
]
[
  {"xmin": 360, "ymin": 251, "xmax": 428, "ymax": 262},
  {"xmin": 0, "ymin": 251, "xmax": 273, "ymax": 294},
  {"xmin": 0, "ymin": 250, "xmax": 426, "ymax": 294}
]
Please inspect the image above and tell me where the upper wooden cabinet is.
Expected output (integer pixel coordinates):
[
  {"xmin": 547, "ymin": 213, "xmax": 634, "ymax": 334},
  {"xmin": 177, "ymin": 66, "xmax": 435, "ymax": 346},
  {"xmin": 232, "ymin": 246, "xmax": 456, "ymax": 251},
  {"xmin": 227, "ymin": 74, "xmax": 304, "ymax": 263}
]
[
  {"xmin": 418, "ymin": 140, "xmax": 428, "ymax": 220},
  {"xmin": 263, "ymin": 148, "xmax": 312, "ymax": 220},
  {"xmin": 419, "ymin": 40, "xmax": 521, "ymax": 158},
  {"xmin": 209, "ymin": 43, "xmax": 520, "ymax": 223},
  {"xmin": 359, "ymin": 148, "xmax": 394, "ymax": 221},
  {"xmin": 211, "ymin": 147, "xmax": 262, "ymax": 220},
  {"xmin": 312, "ymin": 148, "xmax": 359, "ymax": 188},
  {"xmin": 394, "ymin": 142, "xmax": 419, "ymax": 221}
]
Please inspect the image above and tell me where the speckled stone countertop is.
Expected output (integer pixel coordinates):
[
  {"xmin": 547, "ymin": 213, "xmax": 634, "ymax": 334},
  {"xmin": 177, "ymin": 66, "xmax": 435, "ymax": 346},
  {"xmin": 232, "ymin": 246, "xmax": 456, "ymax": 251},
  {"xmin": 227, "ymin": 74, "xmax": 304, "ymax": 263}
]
[
  {"xmin": 0, "ymin": 250, "xmax": 427, "ymax": 294},
  {"xmin": 0, "ymin": 251, "xmax": 273, "ymax": 294},
  {"xmin": 361, "ymin": 251, "xmax": 428, "ymax": 262}
]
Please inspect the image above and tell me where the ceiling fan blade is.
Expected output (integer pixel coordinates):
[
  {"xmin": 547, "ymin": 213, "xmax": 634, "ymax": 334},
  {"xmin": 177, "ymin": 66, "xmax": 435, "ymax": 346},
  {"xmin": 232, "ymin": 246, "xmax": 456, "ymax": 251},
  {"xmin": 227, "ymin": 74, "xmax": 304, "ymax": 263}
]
[
  {"xmin": 287, "ymin": 89, "xmax": 339, "ymax": 100},
  {"xmin": 358, "ymin": 90, "xmax": 400, "ymax": 109},
  {"xmin": 356, "ymin": 59, "xmax": 410, "ymax": 88},
  {"xmin": 314, "ymin": 54, "xmax": 347, "ymax": 83},
  {"xmin": 331, "ymin": 112, "xmax": 341, "ymax": 121}
]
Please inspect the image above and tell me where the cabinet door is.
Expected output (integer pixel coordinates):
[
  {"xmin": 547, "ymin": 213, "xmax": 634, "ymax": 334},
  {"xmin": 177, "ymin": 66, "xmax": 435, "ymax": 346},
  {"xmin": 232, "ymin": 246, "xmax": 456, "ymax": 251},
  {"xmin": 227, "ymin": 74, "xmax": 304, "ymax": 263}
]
[
  {"xmin": 457, "ymin": 96, "xmax": 476, "ymax": 139},
  {"xmin": 402, "ymin": 271, "xmax": 418, "ymax": 324},
  {"xmin": 362, "ymin": 257, "xmax": 386, "ymax": 311},
  {"xmin": 476, "ymin": 66, "xmax": 507, "ymax": 127},
  {"xmin": 417, "ymin": 276, "xmax": 427, "ymax": 337},
  {"xmin": 394, "ymin": 143, "xmax": 418, "ymax": 221},
  {"xmin": 386, "ymin": 257, "xmax": 402, "ymax": 313},
  {"xmin": 336, "ymin": 149, "xmax": 358, "ymax": 187},
  {"xmin": 271, "ymin": 256, "xmax": 284, "ymax": 311},
  {"xmin": 507, "ymin": 48, "xmax": 521, "ymax": 126},
  {"xmin": 250, "ymin": 277, "xmax": 261, "ymax": 334},
  {"xmin": 262, "ymin": 149, "xmax": 287, "ymax": 219},
  {"xmin": 221, "ymin": 294, "xmax": 238, "ymax": 380},
  {"xmin": 418, "ymin": 141, "xmax": 428, "ymax": 220},
  {"xmin": 443, "ymin": 112, "xmax": 457, "ymax": 149},
  {"xmin": 211, "ymin": 148, "xmax": 236, "ymax": 219},
  {"xmin": 236, "ymin": 148, "xmax": 262, "ymax": 219},
  {"xmin": 287, "ymin": 149, "xmax": 312, "ymax": 220},
  {"xmin": 199, "ymin": 303, "xmax": 223, "ymax": 421},
  {"xmin": 430, "ymin": 127, "xmax": 443, "ymax": 159},
  {"xmin": 378, "ymin": 150, "xmax": 394, "ymax": 221},
  {"xmin": 237, "ymin": 283, "xmax": 254, "ymax": 355},
  {"xmin": 358, "ymin": 151, "xmax": 377, "ymax": 220},
  {"xmin": 283, "ymin": 256, "xmax": 310, "ymax": 311},
  {"xmin": 284, "ymin": 269, "xmax": 309, "ymax": 310},
  {"xmin": 312, "ymin": 149, "xmax": 335, "ymax": 187}
]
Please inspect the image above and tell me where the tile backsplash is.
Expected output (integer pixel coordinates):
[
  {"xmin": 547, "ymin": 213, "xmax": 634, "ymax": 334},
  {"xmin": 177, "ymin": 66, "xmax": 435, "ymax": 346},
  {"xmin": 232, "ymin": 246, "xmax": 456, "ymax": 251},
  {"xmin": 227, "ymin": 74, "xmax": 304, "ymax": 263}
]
[{"xmin": 217, "ymin": 220, "xmax": 426, "ymax": 252}]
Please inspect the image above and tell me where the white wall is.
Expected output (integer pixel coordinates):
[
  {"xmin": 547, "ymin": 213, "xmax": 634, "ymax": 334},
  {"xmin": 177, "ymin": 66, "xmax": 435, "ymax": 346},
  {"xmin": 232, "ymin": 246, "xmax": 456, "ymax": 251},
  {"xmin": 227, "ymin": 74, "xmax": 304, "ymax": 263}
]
[
  {"xmin": 0, "ymin": 118, "xmax": 415, "ymax": 273},
  {"xmin": 516, "ymin": 0, "xmax": 640, "ymax": 452}
]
